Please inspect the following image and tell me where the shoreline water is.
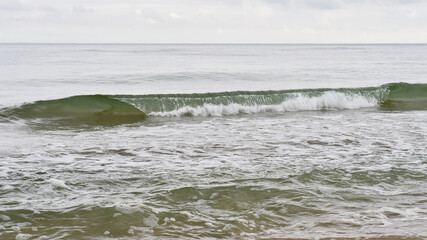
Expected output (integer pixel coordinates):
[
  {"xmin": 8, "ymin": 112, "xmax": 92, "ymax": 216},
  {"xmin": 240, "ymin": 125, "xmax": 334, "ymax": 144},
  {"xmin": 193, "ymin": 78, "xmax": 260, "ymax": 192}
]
[{"xmin": 1, "ymin": 44, "xmax": 426, "ymax": 239}]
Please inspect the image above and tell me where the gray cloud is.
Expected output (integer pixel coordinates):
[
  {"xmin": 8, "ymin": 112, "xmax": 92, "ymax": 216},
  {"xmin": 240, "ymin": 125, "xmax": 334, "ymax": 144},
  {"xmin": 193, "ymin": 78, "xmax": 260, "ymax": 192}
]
[
  {"xmin": 263, "ymin": 0, "xmax": 423, "ymax": 8},
  {"xmin": 72, "ymin": 5, "xmax": 94, "ymax": 13},
  {"xmin": 301, "ymin": 0, "xmax": 343, "ymax": 9},
  {"xmin": 0, "ymin": 0, "xmax": 426, "ymax": 43},
  {"xmin": 0, "ymin": 0, "xmax": 25, "ymax": 11}
]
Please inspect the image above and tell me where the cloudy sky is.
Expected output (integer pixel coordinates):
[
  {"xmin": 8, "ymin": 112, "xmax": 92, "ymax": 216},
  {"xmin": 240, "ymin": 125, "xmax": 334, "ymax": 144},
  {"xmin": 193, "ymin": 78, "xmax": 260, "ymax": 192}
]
[{"xmin": 0, "ymin": 0, "xmax": 426, "ymax": 43}]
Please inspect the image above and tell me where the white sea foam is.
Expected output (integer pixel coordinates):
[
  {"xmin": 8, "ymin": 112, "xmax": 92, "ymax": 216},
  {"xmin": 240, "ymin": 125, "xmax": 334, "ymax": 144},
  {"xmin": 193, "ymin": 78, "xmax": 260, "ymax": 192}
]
[
  {"xmin": 149, "ymin": 92, "xmax": 378, "ymax": 117},
  {"xmin": 15, "ymin": 234, "xmax": 32, "ymax": 240},
  {"xmin": 47, "ymin": 179, "xmax": 71, "ymax": 190},
  {"xmin": 0, "ymin": 215, "xmax": 11, "ymax": 221},
  {"xmin": 143, "ymin": 214, "xmax": 159, "ymax": 227}
]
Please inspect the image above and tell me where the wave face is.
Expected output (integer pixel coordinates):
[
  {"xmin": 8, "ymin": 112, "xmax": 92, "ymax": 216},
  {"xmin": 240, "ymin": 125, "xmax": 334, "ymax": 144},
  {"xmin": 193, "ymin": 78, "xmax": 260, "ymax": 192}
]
[
  {"xmin": 1, "ymin": 95, "xmax": 146, "ymax": 125},
  {"xmin": 380, "ymin": 82, "xmax": 427, "ymax": 110},
  {"xmin": 1, "ymin": 83, "xmax": 426, "ymax": 123}
]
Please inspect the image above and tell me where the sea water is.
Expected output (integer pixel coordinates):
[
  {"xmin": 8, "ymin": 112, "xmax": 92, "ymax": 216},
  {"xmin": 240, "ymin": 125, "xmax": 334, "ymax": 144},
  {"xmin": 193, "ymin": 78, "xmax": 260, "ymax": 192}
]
[{"xmin": 0, "ymin": 44, "xmax": 426, "ymax": 239}]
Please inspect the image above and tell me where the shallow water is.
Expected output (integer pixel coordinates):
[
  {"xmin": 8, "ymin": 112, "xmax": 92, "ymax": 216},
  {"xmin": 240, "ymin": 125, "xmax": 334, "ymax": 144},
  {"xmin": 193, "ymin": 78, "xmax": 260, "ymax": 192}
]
[{"xmin": 0, "ymin": 44, "xmax": 426, "ymax": 239}]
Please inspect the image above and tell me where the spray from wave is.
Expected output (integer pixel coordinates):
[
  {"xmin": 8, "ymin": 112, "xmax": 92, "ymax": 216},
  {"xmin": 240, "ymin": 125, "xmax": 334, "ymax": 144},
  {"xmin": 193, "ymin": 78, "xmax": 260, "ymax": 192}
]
[{"xmin": 148, "ymin": 91, "xmax": 378, "ymax": 117}]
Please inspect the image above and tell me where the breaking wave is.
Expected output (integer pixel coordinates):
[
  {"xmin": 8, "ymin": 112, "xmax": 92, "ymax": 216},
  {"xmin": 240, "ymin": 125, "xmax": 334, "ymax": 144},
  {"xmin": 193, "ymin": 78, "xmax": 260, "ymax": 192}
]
[
  {"xmin": 148, "ymin": 91, "xmax": 377, "ymax": 117},
  {"xmin": 0, "ymin": 82, "xmax": 426, "ymax": 124}
]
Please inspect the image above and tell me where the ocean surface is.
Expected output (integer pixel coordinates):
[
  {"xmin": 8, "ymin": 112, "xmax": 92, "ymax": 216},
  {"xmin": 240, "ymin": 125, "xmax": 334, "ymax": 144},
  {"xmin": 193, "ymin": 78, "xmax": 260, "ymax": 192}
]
[{"xmin": 0, "ymin": 44, "xmax": 426, "ymax": 240}]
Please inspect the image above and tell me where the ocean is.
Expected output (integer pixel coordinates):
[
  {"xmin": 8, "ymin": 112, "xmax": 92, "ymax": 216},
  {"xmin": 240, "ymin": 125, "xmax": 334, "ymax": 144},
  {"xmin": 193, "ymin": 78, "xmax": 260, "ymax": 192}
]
[{"xmin": 0, "ymin": 44, "xmax": 426, "ymax": 239}]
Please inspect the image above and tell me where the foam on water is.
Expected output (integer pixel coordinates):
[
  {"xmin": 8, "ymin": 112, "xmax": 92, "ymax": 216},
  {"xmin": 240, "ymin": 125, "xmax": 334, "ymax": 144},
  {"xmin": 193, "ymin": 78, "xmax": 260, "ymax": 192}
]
[
  {"xmin": 1, "ymin": 44, "xmax": 427, "ymax": 239},
  {"xmin": 1, "ymin": 109, "xmax": 425, "ymax": 239}
]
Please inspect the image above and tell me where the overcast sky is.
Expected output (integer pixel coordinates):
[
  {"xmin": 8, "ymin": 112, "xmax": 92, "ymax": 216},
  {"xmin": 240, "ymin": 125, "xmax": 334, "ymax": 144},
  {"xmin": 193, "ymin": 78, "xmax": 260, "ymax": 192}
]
[{"xmin": 1, "ymin": 0, "xmax": 426, "ymax": 43}]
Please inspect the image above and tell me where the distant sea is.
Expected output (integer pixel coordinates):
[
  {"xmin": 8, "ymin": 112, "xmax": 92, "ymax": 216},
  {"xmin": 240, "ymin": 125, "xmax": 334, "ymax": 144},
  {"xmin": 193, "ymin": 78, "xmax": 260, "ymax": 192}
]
[{"xmin": 0, "ymin": 44, "xmax": 426, "ymax": 239}]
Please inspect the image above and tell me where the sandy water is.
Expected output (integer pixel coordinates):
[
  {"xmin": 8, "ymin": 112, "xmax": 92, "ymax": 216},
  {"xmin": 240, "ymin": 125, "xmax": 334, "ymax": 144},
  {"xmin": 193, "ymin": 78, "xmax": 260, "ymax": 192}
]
[{"xmin": 0, "ymin": 44, "xmax": 426, "ymax": 239}]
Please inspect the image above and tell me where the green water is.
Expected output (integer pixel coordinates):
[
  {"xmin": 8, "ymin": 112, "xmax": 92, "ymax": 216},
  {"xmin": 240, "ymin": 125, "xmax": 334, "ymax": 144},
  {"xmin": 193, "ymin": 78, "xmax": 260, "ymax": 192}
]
[
  {"xmin": 1, "ymin": 44, "xmax": 426, "ymax": 240},
  {"xmin": 2, "ymin": 83, "xmax": 426, "ymax": 126}
]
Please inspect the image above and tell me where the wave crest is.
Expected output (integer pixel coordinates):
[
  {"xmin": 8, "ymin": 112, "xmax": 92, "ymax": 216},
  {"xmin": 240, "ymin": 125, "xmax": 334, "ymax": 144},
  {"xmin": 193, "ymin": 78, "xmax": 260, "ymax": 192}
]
[{"xmin": 149, "ymin": 92, "xmax": 378, "ymax": 117}]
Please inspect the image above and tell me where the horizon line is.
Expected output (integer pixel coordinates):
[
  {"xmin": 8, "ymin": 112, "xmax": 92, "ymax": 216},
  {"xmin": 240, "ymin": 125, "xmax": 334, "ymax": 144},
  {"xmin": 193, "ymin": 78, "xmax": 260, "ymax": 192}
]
[{"xmin": 1, "ymin": 42, "xmax": 427, "ymax": 45}]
